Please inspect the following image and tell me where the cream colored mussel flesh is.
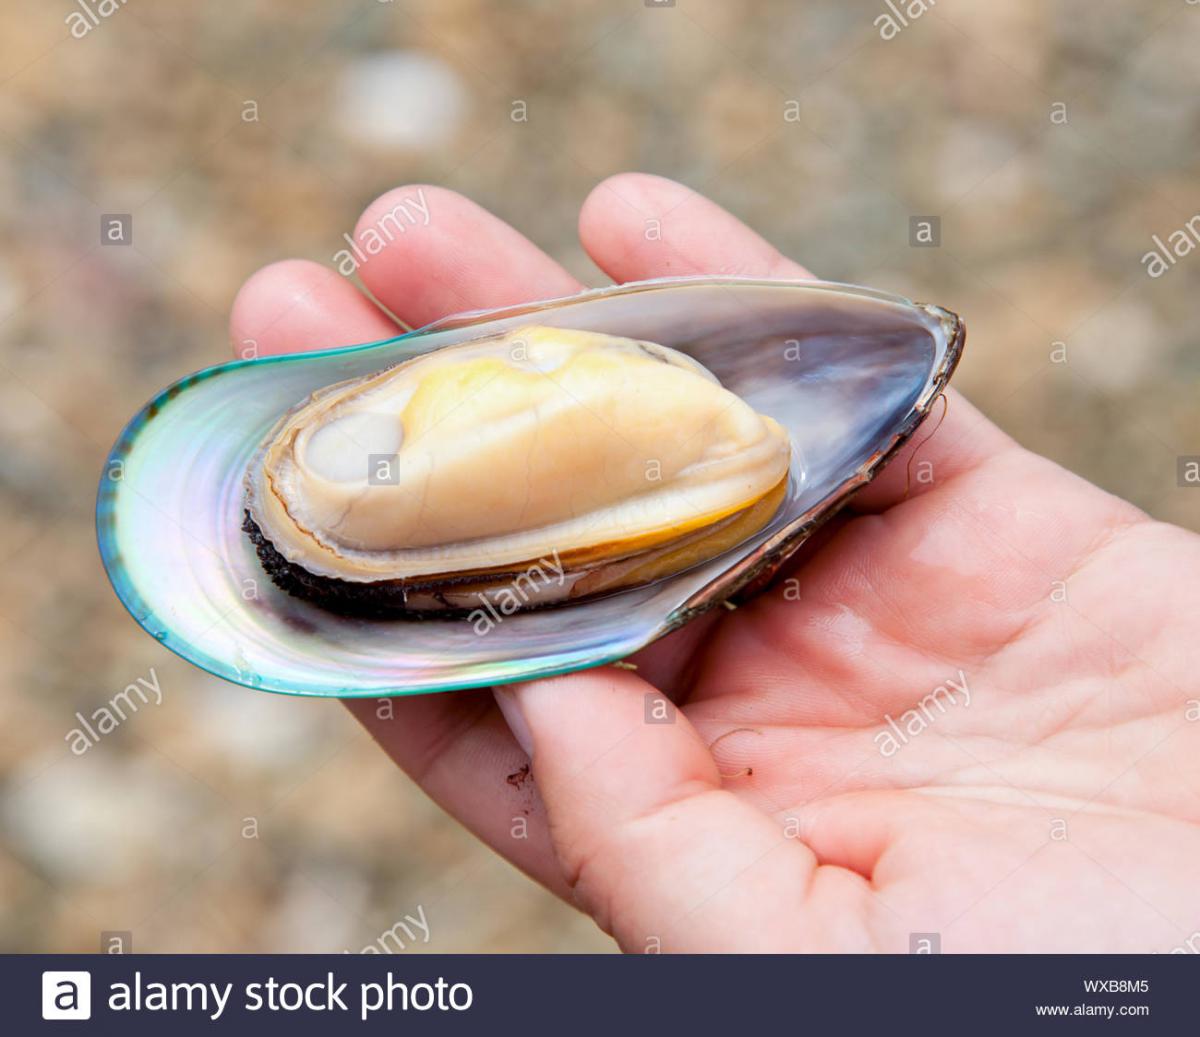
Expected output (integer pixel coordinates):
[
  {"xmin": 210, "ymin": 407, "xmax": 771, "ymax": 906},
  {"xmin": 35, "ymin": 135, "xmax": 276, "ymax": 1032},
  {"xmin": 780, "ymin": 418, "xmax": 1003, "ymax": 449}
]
[{"xmin": 244, "ymin": 325, "xmax": 791, "ymax": 616}]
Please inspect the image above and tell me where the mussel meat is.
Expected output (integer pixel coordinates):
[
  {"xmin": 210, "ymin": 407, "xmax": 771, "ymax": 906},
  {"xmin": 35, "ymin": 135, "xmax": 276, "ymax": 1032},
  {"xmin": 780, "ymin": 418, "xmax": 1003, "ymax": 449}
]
[{"xmin": 244, "ymin": 325, "xmax": 791, "ymax": 616}]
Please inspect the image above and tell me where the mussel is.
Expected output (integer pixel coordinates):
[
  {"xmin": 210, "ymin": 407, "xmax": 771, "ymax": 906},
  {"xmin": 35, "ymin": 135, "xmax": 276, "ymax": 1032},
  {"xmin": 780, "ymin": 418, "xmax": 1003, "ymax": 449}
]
[
  {"xmin": 97, "ymin": 278, "xmax": 963, "ymax": 697},
  {"xmin": 244, "ymin": 325, "xmax": 791, "ymax": 617}
]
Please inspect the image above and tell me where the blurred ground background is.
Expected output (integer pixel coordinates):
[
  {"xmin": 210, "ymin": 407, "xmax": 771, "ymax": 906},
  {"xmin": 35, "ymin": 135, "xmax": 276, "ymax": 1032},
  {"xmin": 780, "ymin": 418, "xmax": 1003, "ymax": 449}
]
[{"xmin": 0, "ymin": 0, "xmax": 1196, "ymax": 952}]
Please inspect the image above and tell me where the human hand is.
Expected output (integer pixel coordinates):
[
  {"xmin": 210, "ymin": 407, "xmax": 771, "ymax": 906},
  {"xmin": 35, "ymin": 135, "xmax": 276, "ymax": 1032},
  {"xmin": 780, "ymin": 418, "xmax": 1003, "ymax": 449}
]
[{"xmin": 230, "ymin": 173, "xmax": 1200, "ymax": 953}]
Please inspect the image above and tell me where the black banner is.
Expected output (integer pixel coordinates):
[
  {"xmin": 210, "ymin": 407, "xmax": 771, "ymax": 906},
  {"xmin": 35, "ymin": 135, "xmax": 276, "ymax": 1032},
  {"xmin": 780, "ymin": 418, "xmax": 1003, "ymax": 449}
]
[{"xmin": 12, "ymin": 953, "xmax": 1192, "ymax": 1033}]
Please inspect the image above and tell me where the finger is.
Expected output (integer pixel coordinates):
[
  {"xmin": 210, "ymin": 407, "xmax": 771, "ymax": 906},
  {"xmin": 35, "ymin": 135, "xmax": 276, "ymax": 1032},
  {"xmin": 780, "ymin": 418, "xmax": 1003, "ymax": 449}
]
[
  {"xmin": 494, "ymin": 669, "xmax": 873, "ymax": 952},
  {"xmin": 579, "ymin": 172, "xmax": 812, "ymax": 282},
  {"xmin": 353, "ymin": 184, "xmax": 582, "ymax": 328},
  {"xmin": 578, "ymin": 172, "xmax": 1013, "ymax": 512},
  {"xmin": 345, "ymin": 691, "xmax": 565, "ymax": 893},
  {"xmin": 229, "ymin": 191, "xmax": 585, "ymax": 896},
  {"xmin": 575, "ymin": 173, "xmax": 818, "ymax": 685},
  {"xmin": 229, "ymin": 258, "xmax": 397, "ymax": 357}
]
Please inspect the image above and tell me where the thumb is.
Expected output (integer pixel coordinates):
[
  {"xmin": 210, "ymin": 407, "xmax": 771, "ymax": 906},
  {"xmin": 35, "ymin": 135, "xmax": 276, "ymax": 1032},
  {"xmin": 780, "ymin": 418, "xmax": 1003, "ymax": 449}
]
[{"xmin": 493, "ymin": 668, "xmax": 851, "ymax": 952}]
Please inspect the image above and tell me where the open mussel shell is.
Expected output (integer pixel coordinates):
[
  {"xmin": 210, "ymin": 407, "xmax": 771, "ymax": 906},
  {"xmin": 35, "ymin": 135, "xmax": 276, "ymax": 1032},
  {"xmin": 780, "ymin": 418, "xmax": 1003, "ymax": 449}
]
[{"xmin": 97, "ymin": 277, "xmax": 964, "ymax": 697}]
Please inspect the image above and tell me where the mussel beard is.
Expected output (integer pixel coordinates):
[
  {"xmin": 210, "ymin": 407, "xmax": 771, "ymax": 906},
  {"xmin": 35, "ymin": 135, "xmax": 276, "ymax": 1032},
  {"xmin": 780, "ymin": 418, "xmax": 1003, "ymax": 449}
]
[{"xmin": 243, "ymin": 476, "xmax": 787, "ymax": 619}]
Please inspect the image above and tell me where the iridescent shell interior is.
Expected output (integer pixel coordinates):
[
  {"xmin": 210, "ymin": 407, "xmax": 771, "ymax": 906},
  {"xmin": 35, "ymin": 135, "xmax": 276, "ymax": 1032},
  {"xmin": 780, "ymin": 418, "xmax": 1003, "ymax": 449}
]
[{"xmin": 96, "ymin": 278, "xmax": 963, "ymax": 697}]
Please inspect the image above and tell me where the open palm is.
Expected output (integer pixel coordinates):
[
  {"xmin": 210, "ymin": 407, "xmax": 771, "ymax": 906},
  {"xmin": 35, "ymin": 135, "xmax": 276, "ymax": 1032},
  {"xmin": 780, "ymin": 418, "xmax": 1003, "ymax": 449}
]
[{"xmin": 230, "ymin": 173, "xmax": 1200, "ymax": 953}]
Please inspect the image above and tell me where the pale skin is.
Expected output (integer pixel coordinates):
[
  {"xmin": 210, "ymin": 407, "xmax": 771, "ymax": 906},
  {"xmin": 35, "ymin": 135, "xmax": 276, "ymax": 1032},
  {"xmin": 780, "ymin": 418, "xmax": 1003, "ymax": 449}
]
[{"xmin": 230, "ymin": 173, "xmax": 1200, "ymax": 953}]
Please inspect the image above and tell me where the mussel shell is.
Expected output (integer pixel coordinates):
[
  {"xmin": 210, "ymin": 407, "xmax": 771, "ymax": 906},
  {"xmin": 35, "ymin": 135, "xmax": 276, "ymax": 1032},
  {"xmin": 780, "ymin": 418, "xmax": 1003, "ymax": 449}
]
[{"xmin": 96, "ymin": 277, "xmax": 963, "ymax": 697}]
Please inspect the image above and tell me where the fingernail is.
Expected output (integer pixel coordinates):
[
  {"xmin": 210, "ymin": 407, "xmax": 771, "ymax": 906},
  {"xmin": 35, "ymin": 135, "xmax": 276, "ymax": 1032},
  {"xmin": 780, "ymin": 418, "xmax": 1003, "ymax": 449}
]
[{"xmin": 494, "ymin": 684, "xmax": 533, "ymax": 756}]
